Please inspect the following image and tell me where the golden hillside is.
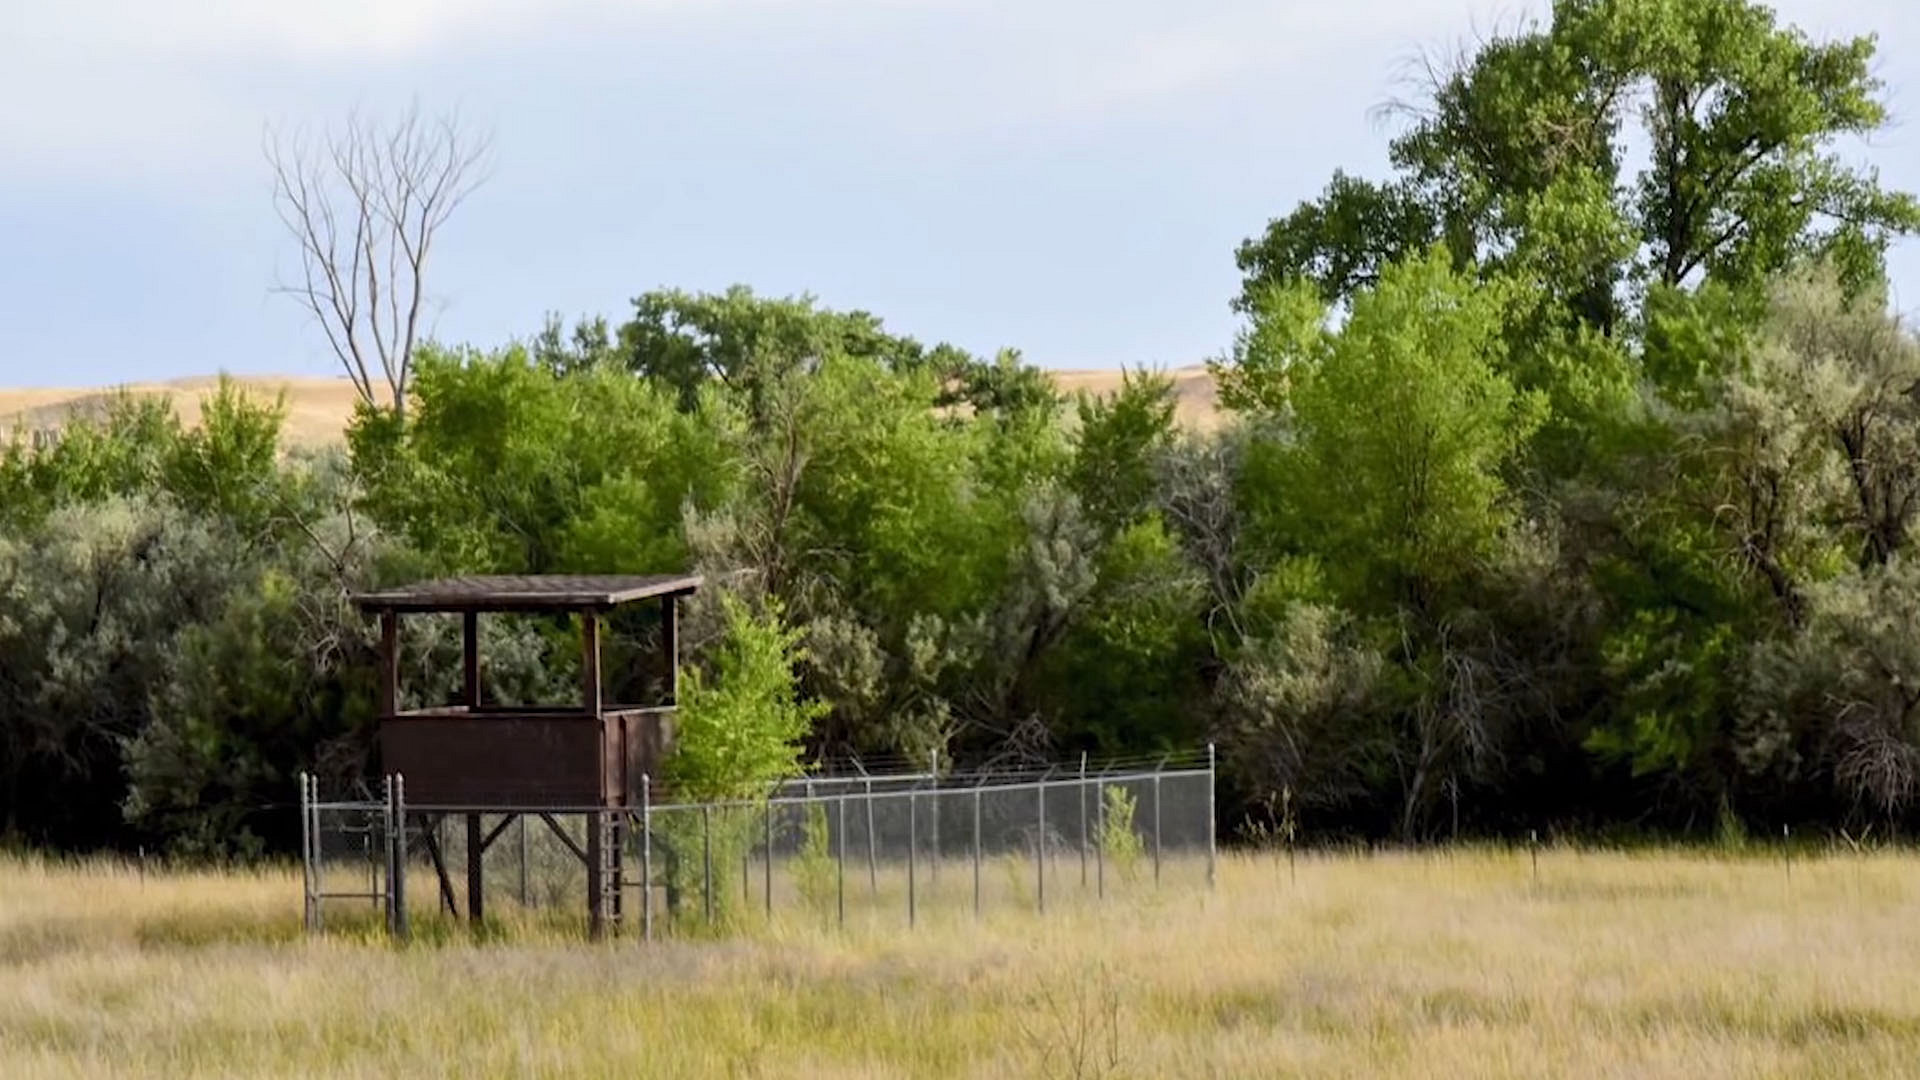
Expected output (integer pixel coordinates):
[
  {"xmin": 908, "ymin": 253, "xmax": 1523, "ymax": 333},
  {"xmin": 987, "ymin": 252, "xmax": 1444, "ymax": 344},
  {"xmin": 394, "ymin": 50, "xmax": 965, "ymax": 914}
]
[
  {"xmin": 0, "ymin": 376, "xmax": 368, "ymax": 449},
  {"xmin": 0, "ymin": 367, "xmax": 1223, "ymax": 448}
]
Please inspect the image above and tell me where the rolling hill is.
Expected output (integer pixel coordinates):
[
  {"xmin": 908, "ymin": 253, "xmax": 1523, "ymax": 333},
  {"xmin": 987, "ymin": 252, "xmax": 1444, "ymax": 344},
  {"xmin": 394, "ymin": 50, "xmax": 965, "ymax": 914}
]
[{"xmin": 0, "ymin": 367, "xmax": 1225, "ymax": 449}]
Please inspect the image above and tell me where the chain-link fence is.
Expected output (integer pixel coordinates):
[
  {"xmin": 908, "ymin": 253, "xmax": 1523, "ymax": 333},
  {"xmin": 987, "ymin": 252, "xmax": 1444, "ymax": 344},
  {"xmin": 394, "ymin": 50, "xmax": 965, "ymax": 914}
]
[
  {"xmin": 643, "ymin": 758, "xmax": 1215, "ymax": 933},
  {"xmin": 424, "ymin": 810, "xmax": 600, "ymax": 918},
  {"xmin": 299, "ymin": 751, "xmax": 1216, "ymax": 939},
  {"xmin": 299, "ymin": 773, "xmax": 400, "ymax": 933}
]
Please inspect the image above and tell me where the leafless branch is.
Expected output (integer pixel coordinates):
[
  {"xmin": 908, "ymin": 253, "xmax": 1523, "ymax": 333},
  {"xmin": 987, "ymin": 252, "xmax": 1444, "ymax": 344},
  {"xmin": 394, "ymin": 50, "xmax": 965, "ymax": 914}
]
[{"xmin": 267, "ymin": 104, "xmax": 492, "ymax": 418}]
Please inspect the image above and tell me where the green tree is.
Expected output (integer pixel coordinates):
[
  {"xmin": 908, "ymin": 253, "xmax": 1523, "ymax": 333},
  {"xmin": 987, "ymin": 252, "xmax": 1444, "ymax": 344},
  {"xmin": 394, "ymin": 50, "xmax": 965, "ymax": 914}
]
[
  {"xmin": 1593, "ymin": 266, "xmax": 1920, "ymax": 807},
  {"xmin": 603, "ymin": 286, "xmax": 932, "ymax": 412},
  {"xmin": 1068, "ymin": 369, "xmax": 1178, "ymax": 536},
  {"xmin": 0, "ymin": 500, "xmax": 221, "ymax": 845},
  {"xmin": 121, "ymin": 516, "xmax": 377, "ymax": 856},
  {"xmin": 669, "ymin": 593, "xmax": 827, "ymax": 800},
  {"xmin": 684, "ymin": 349, "xmax": 1061, "ymax": 758},
  {"xmin": 1225, "ymin": 249, "xmax": 1545, "ymax": 609},
  {"xmin": 1217, "ymin": 601, "xmax": 1388, "ymax": 826},
  {"xmin": 1744, "ymin": 558, "xmax": 1920, "ymax": 820},
  {"xmin": 164, "ymin": 379, "xmax": 290, "ymax": 533},
  {"xmin": 350, "ymin": 343, "xmax": 743, "ymax": 575},
  {"xmin": 0, "ymin": 394, "xmax": 182, "ymax": 531},
  {"xmin": 1241, "ymin": 0, "xmax": 1918, "ymax": 317},
  {"xmin": 1037, "ymin": 514, "xmax": 1208, "ymax": 756},
  {"xmin": 1215, "ymin": 250, "xmax": 1557, "ymax": 837}
]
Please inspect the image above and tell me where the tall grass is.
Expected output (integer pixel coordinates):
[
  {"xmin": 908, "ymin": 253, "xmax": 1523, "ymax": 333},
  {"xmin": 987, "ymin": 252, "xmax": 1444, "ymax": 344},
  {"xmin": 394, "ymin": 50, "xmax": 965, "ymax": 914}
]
[{"xmin": 5, "ymin": 846, "xmax": 1920, "ymax": 1077}]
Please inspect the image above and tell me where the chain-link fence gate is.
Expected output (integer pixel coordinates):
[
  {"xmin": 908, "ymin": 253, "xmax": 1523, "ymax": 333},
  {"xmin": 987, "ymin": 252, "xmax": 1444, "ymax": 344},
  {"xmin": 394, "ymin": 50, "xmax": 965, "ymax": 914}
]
[{"xmin": 298, "ymin": 773, "xmax": 407, "ymax": 934}]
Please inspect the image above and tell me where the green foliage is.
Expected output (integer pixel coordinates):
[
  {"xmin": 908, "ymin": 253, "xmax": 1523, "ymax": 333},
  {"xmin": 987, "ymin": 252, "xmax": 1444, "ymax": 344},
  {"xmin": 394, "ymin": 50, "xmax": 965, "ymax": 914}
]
[
  {"xmin": 1241, "ymin": 0, "xmax": 1918, "ymax": 320},
  {"xmin": 1214, "ymin": 0, "xmax": 1920, "ymax": 833},
  {"xmin": 1585, "ymin": 266, "xmax": 1920, "ymax": 800},
  {"xmin": 0, "ymin": 500, "xmax": 224, "ymax": 845},
  {"xmin": 650, "ymin": 591, "xmax": 826, "ymax": 925},
  {"xmin": 165, "ymin": 380, "xmax": 289, "ymax": 529},
  {"xmin": 0, "ymin": 394, "xmax": 181, "ymax": 530},
  {"xmin": 1096, "ymin": 784, "xmax": 1144, "ymax": 881},
  {"xmin": 1229, "ymin": 250, "xmax": 1545, "ymax": 608},
  {"xmin": 1715, "ymin": 795, "xmax": 1750, "ymax": 853},
  {"xmin": 670, "ymin": 594, "xmax": 826, "ymax": 801},
  {"xmin": 1039, "ymin": 515, "xmax": 1207, "ymax": 754},
  {"xmin": 0, "ymin": 378, "xmax": 291, "ymax": 536},
  {"xmin": 1068, "ymin": 369, "xmax": 1177, "ymax": 535},
  {"xmin": 121, "ymin": 517, "xmax": 378, "ymax": 856},
  {"xmin": 655, "ymin": 803, "xmax": 757, "ymax": 927},
  {"xmin": 1590, "ymin": 611, "xmax": 1742, "ymax": 778},
  {"xmin": 1233, "ymin": 172, "xmax": 1443, "ymax": 308},
  {"xmin": 792, "ymin": 802, "xmax": 836, "ymax": 915},
  {"xmin": 1211, "ymin": 280, "xmax": 1328, "ymax": 416},
  {"xmin": 1744, "ymin": 557, "xmax": 1920, "ymax": 817},
  {"xmin": 603, "ymin": 285, "xmax": 932, "ymax": 412},
  {"xmin": 940, "ymin": 347, "xmax": 1062, "ymax": 423},
  {"xmin": 1217, "ymin": 602, "xmax": 1389, "ymax": 821},
  {"xmin": 781, "ymin": 355, "xmax": 1009, "ymax": 620},
  {"xmin": 1641, "ymin": 281, "xmax": 1766, "ymax": 403},
  {"xmin": 351, "ymin": 343, "xmax": 742, "ymax": 575}
]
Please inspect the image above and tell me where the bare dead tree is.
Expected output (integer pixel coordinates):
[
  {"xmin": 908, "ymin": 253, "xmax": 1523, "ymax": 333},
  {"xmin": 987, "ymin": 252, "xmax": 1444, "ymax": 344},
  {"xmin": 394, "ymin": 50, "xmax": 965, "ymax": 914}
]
[{"xmin": 267, "ymin": 105, "xmax": 492, "ymax": 418}]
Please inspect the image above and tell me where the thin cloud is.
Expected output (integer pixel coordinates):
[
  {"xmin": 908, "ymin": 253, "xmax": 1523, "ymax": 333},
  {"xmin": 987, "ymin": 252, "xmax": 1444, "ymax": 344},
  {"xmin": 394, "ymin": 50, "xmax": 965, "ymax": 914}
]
[
  {"xmin": 0, "ymin": 0, "xmax": 1910, "ymax": 189},
  {"xmin": 0, "ymin": 0, "xmax": 1471, "ymax": 181},
  {"xmin": 7, "ymin": 0, "xmax": 964, "ymax": 58}
]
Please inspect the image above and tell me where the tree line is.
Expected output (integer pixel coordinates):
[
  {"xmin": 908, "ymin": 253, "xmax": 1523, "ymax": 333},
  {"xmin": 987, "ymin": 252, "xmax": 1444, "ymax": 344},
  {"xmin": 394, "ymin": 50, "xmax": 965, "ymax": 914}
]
[{"xmin": 4, "ymin": 0, "xmax": 1920, "ymax": 854}]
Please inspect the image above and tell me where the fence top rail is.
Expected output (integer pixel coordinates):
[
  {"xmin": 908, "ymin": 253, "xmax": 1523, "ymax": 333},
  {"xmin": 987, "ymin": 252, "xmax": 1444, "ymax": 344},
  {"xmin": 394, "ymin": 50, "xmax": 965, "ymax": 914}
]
[
  {"xmin": 308, "ymin": 747, "xmax": 1213, "ymax": 812},
  {"xmin": 648, "ymin": 766, "xmax": 1212, "ymax": 815},
  {"xmin": 799, "ymin": 749, "xmax": 1211, "ymax": 779},
  {"xmin": 775, "ymin": 771, "xmax": 934, "ymax": 783},
  {"xmin": 380, "ymin": 767, "xmax": 1211, "ymax": 817}
]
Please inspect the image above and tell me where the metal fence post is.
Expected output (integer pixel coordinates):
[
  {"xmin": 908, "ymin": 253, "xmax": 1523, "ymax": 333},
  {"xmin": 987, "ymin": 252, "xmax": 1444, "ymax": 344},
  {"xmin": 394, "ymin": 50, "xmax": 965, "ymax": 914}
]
[
  {"xmin": 1207, "ymin": 742, "xmax": 1218, "ymax": 891},
  {"xmin": 702, "ymin": 803, "xmax": 713, "ymax": 924},
  {"xmin": 1079, "ymin": 752, "xmax": 1088, "ymax": 889},
  {"xmin": 380, "ymin": 775, "xmax": 393, "ymax": 930},
  {"xmin": 836, "ymin": 792, "xmax": 847, "ymax": 930},
  {"xmin": 864, "ymin": 773, "xmax": 878, "ymax": 896},
  {"xmin": 299, "ymin": 772, "xmax": 313, "ymax": 933},
  {"xmin": 641, "ymin": 775, "xmax": 653, "ymax": 942},
  {"xmin": 764, "ymin": 796, "xmax": 774, "ymax": 919},
  {"xmin": 392, "ymin": 774, "xmax": 409, "ymax": 941},
  {"xmin": 908, "ymin": 787, "xmax": 918, "ymax": 928},
  {"xmin": 972, "ymin": 782, "xmax": 982, "ymax": 919},
  {"xmin": 309, "ymin": 774, "xmax": 325, "ymax": 931},
  {"xmin": 1036, "ymin": 773, "xmax": 1047, "ymax": 915}
]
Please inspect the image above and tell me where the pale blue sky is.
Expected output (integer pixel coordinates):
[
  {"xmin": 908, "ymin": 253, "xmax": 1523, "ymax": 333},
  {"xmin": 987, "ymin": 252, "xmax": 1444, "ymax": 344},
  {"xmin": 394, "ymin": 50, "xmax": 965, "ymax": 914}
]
[{"xmin": 1, "ymin": 0, "xmax": 1915, "ymax": 388}]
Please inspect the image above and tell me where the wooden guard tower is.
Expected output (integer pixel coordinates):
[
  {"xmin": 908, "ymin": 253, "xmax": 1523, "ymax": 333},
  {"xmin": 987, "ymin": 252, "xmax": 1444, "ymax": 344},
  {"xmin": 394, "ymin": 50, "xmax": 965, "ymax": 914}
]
[{"xmin": 353, "ymin": 573, "xmax": 701, "ymax": 936}]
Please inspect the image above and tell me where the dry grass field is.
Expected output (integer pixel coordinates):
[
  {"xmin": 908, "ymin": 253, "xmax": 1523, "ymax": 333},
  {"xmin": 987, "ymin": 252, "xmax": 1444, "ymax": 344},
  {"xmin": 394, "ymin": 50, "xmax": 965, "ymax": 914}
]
[
  {"xmin": 0, "ymin": 367, "xmax": 1225, "ymax": 450},
  {"xmin": 4, "ymin": 847, "xmax": 1919, "ymax": 1078}
]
